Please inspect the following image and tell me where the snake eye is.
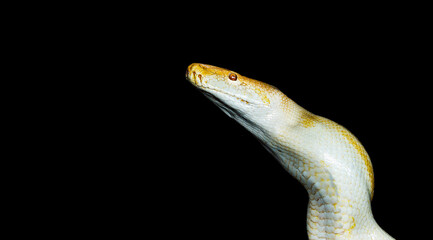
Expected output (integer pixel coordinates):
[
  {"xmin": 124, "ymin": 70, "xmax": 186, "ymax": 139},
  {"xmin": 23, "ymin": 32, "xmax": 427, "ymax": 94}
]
[{"xmin": 228, "ymin": 73, "xmax": 237, "ymax": 81}]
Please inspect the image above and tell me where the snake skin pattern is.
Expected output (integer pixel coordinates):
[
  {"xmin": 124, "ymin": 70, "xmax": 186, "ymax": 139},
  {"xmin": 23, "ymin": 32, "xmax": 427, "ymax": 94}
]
[{"xmin": 186, "ymin": 63, "xmax": 395, "ymax": 240}]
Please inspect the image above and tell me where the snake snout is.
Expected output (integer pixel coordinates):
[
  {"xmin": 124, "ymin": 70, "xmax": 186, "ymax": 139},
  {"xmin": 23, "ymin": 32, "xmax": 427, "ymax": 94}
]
[{"xmin": 186, "ymin": 63, "xmax": 205, "ymax": 86}]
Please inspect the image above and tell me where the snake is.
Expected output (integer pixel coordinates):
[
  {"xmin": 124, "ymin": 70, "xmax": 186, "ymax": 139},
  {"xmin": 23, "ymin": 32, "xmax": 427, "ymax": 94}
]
[{"xmin": 186, "ymin": 63, "xmax": 395, "ymax": 240}]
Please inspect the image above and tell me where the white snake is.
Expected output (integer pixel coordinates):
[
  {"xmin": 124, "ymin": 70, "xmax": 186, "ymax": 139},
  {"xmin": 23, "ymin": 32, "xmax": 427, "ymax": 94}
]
[{"xmin": 186, "ymin": 63, "xmax": 395, "ymax": 240}]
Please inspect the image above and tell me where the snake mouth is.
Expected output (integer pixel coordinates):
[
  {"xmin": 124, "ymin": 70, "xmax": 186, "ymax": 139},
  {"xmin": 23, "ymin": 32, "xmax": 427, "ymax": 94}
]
[
  {"xmin": 187, "ymin": 69, "xmax": 255, "ymax": 105},
  {"xmin": 198, "ymin": 85, "xmax": 265, "ymax": 106}
]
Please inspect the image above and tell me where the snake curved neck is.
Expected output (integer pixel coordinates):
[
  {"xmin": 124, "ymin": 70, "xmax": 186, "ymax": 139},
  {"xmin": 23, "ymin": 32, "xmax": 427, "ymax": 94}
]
[
  {"xmin": 254, "ymin": 122, "xmax": 392, "ymax": 240},
  {"xmin": 187, "ymin": 63, "xmax": 395, "ymax": 240}
]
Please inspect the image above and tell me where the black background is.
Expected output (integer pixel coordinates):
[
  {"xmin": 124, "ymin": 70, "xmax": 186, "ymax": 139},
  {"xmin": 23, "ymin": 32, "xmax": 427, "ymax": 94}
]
[{"xmin": 50, "ymin": 5, "xmax": 430, "ymax": 239}]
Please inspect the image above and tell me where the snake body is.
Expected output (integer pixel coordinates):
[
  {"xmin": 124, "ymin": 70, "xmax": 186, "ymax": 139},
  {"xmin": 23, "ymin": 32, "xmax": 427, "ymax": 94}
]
[{"xmin": 186, "ymin": 63, "xmax": 394, "ymax": 240}]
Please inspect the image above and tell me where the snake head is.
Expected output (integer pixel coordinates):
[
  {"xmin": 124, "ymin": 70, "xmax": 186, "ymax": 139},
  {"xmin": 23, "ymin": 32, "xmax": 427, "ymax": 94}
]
[
  {"xmin": 187, "ymin": 63, "xmax": 271, "ymax": 105},
  {"xmin": 186, "ymin": 63, "xmax": 296, "ymax": 136}
]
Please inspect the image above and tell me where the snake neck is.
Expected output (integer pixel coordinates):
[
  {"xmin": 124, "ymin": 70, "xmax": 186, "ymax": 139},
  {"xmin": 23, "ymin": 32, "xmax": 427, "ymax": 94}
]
[
  {"xmin": 280, "ymin": 151, "xmax": 394, "ymax": 240},
  {"xmin": 306, "ymin": 196, "xmax": 393, "ymax": 240},
  {"xmin": 262, "ymin": 123, "xmax": 394, "ymax": 240}
]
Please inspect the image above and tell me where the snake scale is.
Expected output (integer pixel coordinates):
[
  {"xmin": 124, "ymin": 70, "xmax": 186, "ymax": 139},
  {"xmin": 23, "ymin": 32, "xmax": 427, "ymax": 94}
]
[{"xmin": 186, "ymin": 63, "xmax": 395, "ymax": 240}]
